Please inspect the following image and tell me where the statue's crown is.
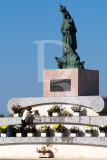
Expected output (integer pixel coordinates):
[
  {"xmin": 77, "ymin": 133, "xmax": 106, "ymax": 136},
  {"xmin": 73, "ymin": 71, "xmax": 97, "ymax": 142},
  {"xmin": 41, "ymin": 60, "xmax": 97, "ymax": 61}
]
[{"xmin": 59, "ymin": 3, "xmax": 66, "ymax": 12}]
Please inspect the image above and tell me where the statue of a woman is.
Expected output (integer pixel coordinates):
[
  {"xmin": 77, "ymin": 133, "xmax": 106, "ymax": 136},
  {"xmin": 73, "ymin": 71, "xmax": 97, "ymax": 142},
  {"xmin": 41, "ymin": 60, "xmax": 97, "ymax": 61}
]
[
  {"xmin": 55, "ymin": 4, "xmax": 85, "ymax": 69},
  {"xmin": 60, "ymin": 4, "xmax": 77, "ymax": 56}
]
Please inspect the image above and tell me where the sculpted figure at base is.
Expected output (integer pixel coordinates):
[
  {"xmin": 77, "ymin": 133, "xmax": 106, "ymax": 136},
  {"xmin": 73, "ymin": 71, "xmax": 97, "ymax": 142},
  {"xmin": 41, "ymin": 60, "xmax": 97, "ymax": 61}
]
[{"xmin": 55, "ymin": 4, "xmax": 85, "ymax": 69}]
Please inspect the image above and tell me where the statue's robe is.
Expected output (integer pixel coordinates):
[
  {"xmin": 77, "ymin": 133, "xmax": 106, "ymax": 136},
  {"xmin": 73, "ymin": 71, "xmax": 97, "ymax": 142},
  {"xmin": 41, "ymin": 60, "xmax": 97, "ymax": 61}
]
[{"xmin": 61, "ymin": 18, "xmax": 77, "ymax": 56}]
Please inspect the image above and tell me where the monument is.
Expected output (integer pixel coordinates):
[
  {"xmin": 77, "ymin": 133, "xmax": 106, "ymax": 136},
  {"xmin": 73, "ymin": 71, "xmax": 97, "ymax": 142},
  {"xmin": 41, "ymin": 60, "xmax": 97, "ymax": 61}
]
[
  {"xmin": 55, "ymin": 4, "xmax": 84, "ymax": 69},
  {"xmin": 43, "ymin": 4, "xmax": 99, "ymax": 97},
  {"xmin": 0, "ymin": 3, "xmax": 107, "ymax": 160}
]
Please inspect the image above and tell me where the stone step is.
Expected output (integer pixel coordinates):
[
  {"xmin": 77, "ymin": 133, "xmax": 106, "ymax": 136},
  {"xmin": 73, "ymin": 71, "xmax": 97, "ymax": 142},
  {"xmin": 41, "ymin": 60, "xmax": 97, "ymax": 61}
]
[
  {"xmin": 0, "ymin": 137, "xmax": 107, "ymax": 146},
  {"xmin": 0, "ymin": 116, "xmax": 107, "ymax": 126}
]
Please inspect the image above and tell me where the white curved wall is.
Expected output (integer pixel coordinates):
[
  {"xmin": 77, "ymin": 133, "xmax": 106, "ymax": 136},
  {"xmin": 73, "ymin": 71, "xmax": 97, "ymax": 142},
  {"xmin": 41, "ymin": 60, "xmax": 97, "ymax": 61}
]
[{"xmin": 0, "ymin": 144, "xmax": 106, "ymax": 159}]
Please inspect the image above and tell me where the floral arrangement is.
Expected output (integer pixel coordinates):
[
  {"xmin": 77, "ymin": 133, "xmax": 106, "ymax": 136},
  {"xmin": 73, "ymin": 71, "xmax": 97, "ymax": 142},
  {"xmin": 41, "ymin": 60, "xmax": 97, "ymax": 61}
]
[
  {"xmin": 47, "ymin": 109, "xmax": 53, "ymax": 116},
  {"xmin": 84, "ymin": 126, "xmax": 93, "ymax": 134},
  {"xmin": 47, "ymin": 105, "xmax": 60, "ymax": 115},
  {"xmin": 11, "ymin": 105, "xmax": 21, "ymax": 114},
  {"xmin": 14, "ymin": 125, "xmax": 22, "ymax": 133},
  {"xmin": 61, "ymin": 110, "xmax": 69, "ymax": 117},
  {"xmin": 41, "ymin": 125, "xmax": 50, "ymax": 133},
  {"xmin": 52, "ymin": 105, "xmax": 60, "ymax": 113},
  {"xmin": 98, "ymin": 125, "xmax": 107, "ymax": 133},
  {"xmin": 71, "ymin": 105, "xmax": 81, "ymax": 112},
  {"xmin": 24, "ymin": 125, "xmax": 35, "ymax": 133},
  {"xmin": 0, "ymin": 126, "xmax": 8, "ymax": 133},
  {"xmin": 36, "ymin": 146, "xmax": 52, "ymax": 154},
  {"xmin": 69, "ymin": 126, "xmax": 79, "ymax": 133},
  {"xmin": 53, "ymin": 124, "xmax": 65, "ymax": 133}
]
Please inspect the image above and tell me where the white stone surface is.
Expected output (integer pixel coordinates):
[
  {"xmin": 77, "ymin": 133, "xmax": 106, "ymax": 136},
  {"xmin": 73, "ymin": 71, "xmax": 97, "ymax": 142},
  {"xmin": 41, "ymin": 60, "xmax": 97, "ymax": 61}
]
[
  {"xmin": 14, "ymin": 113, "xmax": 19, "ymax": 117},
  {"xmin": 0, "ymin": 144, "xmax": 107, "ymax": 159},
  {"xmin": 1, "ymin": 116, "xmax": 107, "ymax": 126},
  {"xmin": 0, "ymin": 137, "xmax": 107, "ymax": 146},
  {"xmin": 7, "ymin": 96, "xmax": 107, "ymax": 113},
  {"xmin": 56, "ymin": 133, "xmax": 63, "ymax": 137},
  {"xmin": 85, "ymin": 133, "xmax": 91, "ymax": 137}
]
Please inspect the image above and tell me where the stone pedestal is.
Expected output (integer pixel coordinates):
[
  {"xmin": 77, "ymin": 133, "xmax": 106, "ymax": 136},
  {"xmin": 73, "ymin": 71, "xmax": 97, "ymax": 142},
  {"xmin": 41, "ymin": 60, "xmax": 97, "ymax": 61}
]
[{"xmin": 43, "ymin": 69, "xmax": 99, "ymax": 97}]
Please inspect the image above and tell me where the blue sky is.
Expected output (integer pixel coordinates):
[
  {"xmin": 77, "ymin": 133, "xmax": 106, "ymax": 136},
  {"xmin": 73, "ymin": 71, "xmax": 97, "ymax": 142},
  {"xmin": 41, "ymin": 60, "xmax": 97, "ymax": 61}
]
[{"xmin": 0, "ymin": 0, "xmax": 107, "ymax": 116}]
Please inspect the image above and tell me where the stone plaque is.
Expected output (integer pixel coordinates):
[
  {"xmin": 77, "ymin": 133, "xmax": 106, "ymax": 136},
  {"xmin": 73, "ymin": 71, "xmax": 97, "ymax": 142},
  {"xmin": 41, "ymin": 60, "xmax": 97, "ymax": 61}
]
[{"xmin": 50, "ymin": 79, "xmax": 71, "ymax": 92}]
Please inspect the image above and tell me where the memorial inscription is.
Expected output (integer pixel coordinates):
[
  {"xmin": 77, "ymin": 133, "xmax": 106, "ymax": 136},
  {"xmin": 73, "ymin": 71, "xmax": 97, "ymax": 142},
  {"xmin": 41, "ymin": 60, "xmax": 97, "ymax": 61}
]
[{"xmin": 50, "ymin": 79, "xmax": 71, "ymax": 92}]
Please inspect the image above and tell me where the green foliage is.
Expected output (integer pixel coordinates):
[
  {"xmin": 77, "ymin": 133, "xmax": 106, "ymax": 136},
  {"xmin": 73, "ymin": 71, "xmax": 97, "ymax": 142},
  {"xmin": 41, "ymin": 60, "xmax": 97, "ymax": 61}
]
[
  {"xmin": 98, "ymin": 125, "xmax": 107, "ymax": 133},
  {"xmin": 41, "ymin": 125, "xmax": 50, "ymax": 133},
  {"xmin": 72, "ymin": 105, "xmax": 81, "ymax": 112},
  {"xmin": 52, "ymin": 105, "xmax": 60, "ymax": 113},
  {"xmin": 0, "ymin": 114, "xmax": 4, "ymax": 117},
  {"xmin": 19, "ymin": 110, "xmax": 24, "ymax": 117},
  {"xmin": 14, "ymin": 125, "xmax": 22, "ymax": 133},
  {"xmin": 54, "ymin": 124, "xmax": 65, "ymax": 133},
  {"xmin": 69, "ymin": 126, "xmax": 79, "ymax": 133},
  {"xmin": 47, "ymin": 109, "xmax": 53, "ymax": 116},
  {"xmin": 47, "ymin": 105, "xmax": 60, "ymax": 115},
  {"xmin": 24, "ymin": 125, "xmax": 35, "ymax": 133},
  {"xmin": 85, "ymin": 126, "xmax": 93, "ymax": 134},
  {"xmin": 0, "ymin": 126, "xmax": 8, "ymax": 133},
  {"xmin": 61, "ymin": 110, "xmax": 69, "ymax": 117},
  {"xmin": 11, "ymin": 105, "xmax": 21, "ymax": 114}
]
